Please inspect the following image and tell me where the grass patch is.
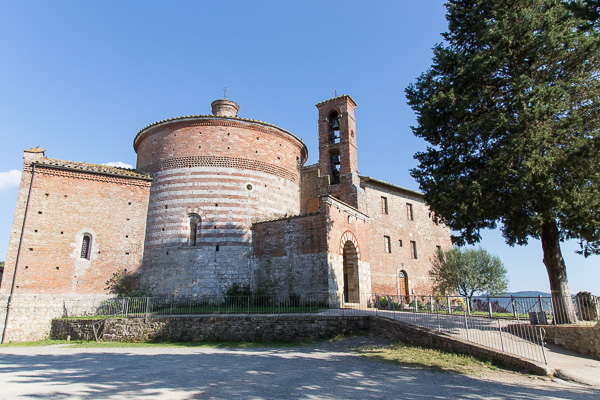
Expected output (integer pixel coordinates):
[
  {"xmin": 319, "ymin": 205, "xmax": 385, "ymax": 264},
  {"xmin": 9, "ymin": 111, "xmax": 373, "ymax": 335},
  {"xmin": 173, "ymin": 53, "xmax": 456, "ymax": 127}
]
[
  {"xmin": 0, "ymin": 339, "xmax": 70, "ymax": 347},
  {"xmin": 357, "ymin": 342, "xmax": 504, "ymax": 376}
]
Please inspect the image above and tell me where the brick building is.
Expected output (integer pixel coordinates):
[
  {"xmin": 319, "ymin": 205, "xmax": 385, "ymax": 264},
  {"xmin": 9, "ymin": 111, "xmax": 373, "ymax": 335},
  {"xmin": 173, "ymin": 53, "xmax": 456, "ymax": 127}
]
[{"xmin": 1, "ymin": 95, "xmax": 450, "ymax": 341}]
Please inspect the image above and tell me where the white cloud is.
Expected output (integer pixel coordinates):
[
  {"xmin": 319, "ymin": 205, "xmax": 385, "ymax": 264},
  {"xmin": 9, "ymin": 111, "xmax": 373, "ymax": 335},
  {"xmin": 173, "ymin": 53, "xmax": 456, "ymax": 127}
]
[
  {"xmin": 0, "ymin": 170, "xmax": 22, "ymax": 191},
  {"xmin": 103, "ymin": 161, "xmax": 134, "ymax": 169}
]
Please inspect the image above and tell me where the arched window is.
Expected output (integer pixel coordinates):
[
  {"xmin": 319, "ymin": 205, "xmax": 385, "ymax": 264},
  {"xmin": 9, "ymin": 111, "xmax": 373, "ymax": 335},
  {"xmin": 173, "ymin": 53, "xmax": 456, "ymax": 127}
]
[
  {"xmin": 189, "ymin": 214, "xmax": 201, "ymax": 246},
  {"xmin": 80, "ymin": 234, "xmax": 92, "ymax": 259}
]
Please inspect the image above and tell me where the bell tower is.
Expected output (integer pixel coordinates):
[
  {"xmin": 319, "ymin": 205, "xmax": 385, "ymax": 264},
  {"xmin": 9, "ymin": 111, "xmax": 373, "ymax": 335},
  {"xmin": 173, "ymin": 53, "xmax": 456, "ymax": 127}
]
[{"xmin": 316, "ymin": 95, "xmax": 360, "ymax": 208}]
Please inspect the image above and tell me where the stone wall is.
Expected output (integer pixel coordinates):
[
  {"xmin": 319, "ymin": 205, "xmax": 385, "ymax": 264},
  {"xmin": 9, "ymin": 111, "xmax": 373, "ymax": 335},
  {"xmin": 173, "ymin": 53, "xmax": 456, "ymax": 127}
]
[
  {"xmin": 253, "ymin": 213, "xmax": 328, "ymax": 296},
  {"xmin": 1, "ymin": 294, "xmax": 111, "ymax": 342},
  {"xmin": 300, "ymin": 164, "xmax": 320, "ymax": 213},
  {"xmin": 537, "ymin": 324, "xmax": 600, "ymax": 360},
  {"xmin": 252, "ymin": 196, "xmax": 374, "ymax": 299},
  {"xmin": 51, "ymin": 315, "xmax": 371, "ymax": 343}
]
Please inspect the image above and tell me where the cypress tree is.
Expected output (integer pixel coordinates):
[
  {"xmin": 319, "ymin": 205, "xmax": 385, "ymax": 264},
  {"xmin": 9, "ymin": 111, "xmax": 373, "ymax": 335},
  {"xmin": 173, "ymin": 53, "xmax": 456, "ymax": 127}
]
[{"xmin": 406, "ymin": 0, "xmax": 600, "ymax": 323}]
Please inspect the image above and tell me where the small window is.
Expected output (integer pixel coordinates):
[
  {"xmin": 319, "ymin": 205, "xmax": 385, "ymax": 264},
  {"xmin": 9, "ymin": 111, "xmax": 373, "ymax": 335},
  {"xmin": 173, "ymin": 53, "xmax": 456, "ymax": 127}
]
[
  {"xmin": 406, "ymin": 203, "xmax": 414, "ymax": 221},
  {"xmin": 189, "ymin": 214, "xmax": 201, "ymax": 246},
  {"xmin": 398, "ymin": 240, "xmax": 403, "ymax": 247},
  {"xmin": 384, "ymin": 236, "xmax": 391, "ymax": 253},
  {"xmin": 381, "ymin": 196, "xmax": 388, "ymax": 214},
  {"xmin": 80, "ymin": 234, "xmax": 92, "ymax": 259},
  {"xmin": 410, "ymin": 241, "xmax": 418, "ymax": 259}
]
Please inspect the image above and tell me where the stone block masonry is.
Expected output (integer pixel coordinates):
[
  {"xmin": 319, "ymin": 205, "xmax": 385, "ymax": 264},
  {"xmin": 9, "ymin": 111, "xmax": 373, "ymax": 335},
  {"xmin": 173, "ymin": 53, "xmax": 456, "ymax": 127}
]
[
  {"xmin": 530, "ymin": 324, "xmax": 600, "ymax": 360},
  {"xmin": 1, "ymin": 294, "xmax": 112, "ymax": 342},
  {"xmin": 51, "ymin": 315, "xmax": 371, "ymax": 343}
]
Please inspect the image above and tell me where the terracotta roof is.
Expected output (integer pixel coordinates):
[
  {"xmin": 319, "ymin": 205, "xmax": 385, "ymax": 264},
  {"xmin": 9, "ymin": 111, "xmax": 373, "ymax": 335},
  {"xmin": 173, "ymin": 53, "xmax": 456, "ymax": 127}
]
[
  {"xmin": 315, "ymin": 94, "xmax": 357, "ymax": 107},
  {"xmin": 33, "ymin": 157, "xmax": 152, "ymax": 180},
  {"xmin": 24, "ymin": 147, "xmax": 45, "ymax": 153},
  {"xmin": 135, "ymin": 114, "xmax": 304, "ymax": 146},
  {"xmin": 360, "ymin": 176, "xmax": 423, "ymax": 197}
]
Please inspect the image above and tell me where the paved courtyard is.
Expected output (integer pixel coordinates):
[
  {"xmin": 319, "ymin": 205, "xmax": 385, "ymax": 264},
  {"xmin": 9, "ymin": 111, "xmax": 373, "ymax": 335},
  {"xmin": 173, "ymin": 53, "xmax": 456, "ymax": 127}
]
[{"xmin": 0, "ymin": 337, "xmax": 598, "ymax": 400}]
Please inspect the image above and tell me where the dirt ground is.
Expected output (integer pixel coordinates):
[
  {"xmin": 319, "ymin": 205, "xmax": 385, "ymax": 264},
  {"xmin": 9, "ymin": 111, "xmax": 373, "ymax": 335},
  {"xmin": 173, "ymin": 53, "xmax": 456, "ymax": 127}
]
[{"xmin": 0, "ymin": 336, "xmax": 598, "ymax": 400}]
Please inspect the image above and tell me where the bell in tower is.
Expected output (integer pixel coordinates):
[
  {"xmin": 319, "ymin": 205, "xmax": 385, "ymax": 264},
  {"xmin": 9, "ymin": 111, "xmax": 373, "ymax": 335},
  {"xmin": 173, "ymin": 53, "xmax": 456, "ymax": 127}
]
[
  {"xmin": 329, "ymin": 111, "xmax": 340, "ymax": 144},
  {"xmin": 330, "ymin": 153, "xmax": 341, "ymax": 184}
]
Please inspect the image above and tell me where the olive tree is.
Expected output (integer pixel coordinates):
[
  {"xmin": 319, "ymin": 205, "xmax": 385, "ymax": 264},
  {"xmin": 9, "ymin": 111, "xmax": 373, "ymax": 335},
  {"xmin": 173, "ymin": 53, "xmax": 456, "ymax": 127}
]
[{"xmin": 431, "ymin": 247, "xmax": 509, "ymax": 308}]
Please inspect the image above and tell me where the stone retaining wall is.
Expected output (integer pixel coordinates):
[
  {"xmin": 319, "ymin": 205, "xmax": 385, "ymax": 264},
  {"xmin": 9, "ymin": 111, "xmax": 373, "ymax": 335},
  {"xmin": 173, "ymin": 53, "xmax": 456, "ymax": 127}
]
[
  {"xmin": 539, "ymin": 324, "xmax": 600, "ymax": 360},
  {"xmin": 1, "ymin": 294, "xmax": 110, "ymax": 343},
  {"xmin": 51, "ymin": 315, "xmax": 371, "ymax": 343},
  {"xmin": 51, "ymin": 315, "xmax": 551, "ymax": 375}
]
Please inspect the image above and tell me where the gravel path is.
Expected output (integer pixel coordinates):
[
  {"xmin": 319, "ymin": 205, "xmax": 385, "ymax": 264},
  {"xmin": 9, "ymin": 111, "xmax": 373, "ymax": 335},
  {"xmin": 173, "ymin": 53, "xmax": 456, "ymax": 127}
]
[{"xmin": 0, "ymin": 336, "xmax": 598, "ymax": 400}]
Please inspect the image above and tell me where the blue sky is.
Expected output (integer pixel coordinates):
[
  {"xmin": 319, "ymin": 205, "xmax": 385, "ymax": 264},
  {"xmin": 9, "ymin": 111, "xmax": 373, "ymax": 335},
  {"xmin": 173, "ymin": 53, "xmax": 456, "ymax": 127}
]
[{"xmin": 0, "ymin": 1, "xmax": 597, "ymax": 294}]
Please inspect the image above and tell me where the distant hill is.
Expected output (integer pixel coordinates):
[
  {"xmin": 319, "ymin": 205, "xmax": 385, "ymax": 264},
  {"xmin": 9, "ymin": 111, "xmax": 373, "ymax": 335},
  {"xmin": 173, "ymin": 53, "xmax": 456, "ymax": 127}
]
[{"xmin": 507, "ymin": 291, "xmax": 552, "ymax": 298}]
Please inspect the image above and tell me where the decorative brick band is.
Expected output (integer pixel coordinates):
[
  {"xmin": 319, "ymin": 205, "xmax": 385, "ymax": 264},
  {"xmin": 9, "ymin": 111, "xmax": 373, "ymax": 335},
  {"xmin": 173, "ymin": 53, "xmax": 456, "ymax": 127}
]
[
  {"xmin": 141, "ymin": 156, "xmax": 299, "ymax": 183},
  {"xmin": 339, "ymin": 230, "xmax": 361, "ymax": 260}
]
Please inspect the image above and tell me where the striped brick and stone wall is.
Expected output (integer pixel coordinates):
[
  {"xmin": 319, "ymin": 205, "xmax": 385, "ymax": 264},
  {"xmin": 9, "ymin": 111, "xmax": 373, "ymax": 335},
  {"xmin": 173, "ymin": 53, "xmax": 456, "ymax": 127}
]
[{"xmin": 134, "ymin": 100, "xmax": 309, "ymax": 296}]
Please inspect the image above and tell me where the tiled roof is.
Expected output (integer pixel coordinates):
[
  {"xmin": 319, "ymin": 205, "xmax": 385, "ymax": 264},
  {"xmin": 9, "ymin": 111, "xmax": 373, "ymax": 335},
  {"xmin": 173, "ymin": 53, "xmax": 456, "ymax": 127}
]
[
  {"xmin": 33, "ymin": 157, "xmax": 152, "ymax": 180},
  {"xmin": 360, "ymin": 176, "xmax": 423, "ymax": 197},
  {"xmin": 315, "ymin": 94, "xmax": 357, "ymax": 107},
  {"xmin": 25, "ymin": 147, "xmax": 45, "ymax": 153},
  {"xmin": 135, "ymin": 114, "xmax": 304, "ymax": 146}
]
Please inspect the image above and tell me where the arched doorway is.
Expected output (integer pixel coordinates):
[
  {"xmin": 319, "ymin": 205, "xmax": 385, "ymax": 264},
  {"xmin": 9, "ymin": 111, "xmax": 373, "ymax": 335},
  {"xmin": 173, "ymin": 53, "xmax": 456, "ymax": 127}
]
[
  {"xmin": 343, "ymin": 241, "xmax": 359, "ymax": 303},
  {"xmin": 398, "ymin": 270, "xmax": 409, "ymax": 300}
]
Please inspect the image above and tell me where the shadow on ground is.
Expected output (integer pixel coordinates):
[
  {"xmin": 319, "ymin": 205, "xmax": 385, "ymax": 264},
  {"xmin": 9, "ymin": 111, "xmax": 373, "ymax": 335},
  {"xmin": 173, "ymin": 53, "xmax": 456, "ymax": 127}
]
[{"xmin": 0, "ymin": 339, "xmax": 598, "ymax": 399}]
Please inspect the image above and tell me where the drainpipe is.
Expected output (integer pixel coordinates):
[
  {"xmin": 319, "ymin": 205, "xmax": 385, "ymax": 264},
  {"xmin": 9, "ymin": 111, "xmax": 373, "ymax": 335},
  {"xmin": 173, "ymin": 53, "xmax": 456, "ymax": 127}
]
[{"xmin": 1, "ymin": 164, "xmax": 35, "ymax": 343}]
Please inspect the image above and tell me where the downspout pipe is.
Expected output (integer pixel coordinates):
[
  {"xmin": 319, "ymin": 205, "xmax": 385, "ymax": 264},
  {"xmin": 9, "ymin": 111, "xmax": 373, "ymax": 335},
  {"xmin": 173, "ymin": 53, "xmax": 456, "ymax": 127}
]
[{"xmin": 1, "ymin": 164, "xmax": 35, "ymax": 343}]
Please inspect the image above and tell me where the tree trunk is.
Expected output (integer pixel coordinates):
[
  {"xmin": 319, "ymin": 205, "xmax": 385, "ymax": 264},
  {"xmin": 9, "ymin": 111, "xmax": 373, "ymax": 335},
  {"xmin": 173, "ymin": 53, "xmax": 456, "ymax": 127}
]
[{"xmin": 540, "ymin": 221, "xmax": 577, "ymax": 324}]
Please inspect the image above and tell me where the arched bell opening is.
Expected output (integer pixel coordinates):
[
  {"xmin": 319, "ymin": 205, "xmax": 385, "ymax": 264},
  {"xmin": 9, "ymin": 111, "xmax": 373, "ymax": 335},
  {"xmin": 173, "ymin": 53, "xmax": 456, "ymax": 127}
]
[
  {"xmin": 328, "ymin": 111, "xmax": 341, "ymax": 185},
  {"xmin": 343, "ymin": 240, "xmax": 359, "ymax": 303},
  {"xmin": 328, "ymin": 111, "xmax": 340, "ymax": 144}
]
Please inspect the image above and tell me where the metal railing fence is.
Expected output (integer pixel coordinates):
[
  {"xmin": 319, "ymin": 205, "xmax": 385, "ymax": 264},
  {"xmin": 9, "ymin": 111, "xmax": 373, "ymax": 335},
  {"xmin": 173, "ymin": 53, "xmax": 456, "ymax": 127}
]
[
  {"xmin": 61, "ymin": 292, "xmax": 598, "ymax": 365},
  {"xmin": 64, "ymin": 292, "xmax": 598, "ymax": 324},
  {"xmin": 364, "ymin": 294, "xmax": 548, "ymax": 363},
  {"xmin": 65, "ymin": 293, "xmax": 334, "ymax": 319},
  {"xmin": 372, "ymin": 293, "xmax": 599, "ymax": 326}
]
